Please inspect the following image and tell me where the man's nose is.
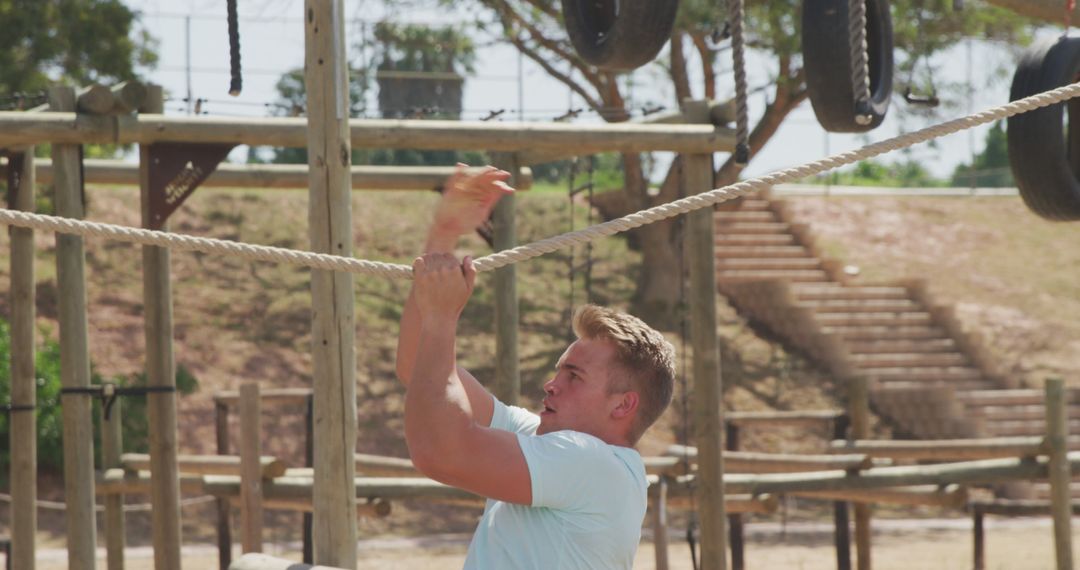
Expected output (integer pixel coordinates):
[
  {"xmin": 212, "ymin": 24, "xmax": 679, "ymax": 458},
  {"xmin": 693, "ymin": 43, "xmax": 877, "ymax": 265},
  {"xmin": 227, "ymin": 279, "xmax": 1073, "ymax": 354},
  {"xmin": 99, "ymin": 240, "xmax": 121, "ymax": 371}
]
[{"xmin": 543, "ymin": 378, "xmax": 557, "ymax": 395}]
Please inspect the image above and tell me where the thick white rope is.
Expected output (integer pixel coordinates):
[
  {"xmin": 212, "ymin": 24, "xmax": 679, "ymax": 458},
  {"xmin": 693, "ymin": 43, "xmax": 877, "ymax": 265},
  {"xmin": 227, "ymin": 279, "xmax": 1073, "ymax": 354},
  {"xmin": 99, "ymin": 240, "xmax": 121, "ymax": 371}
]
[
  {"xmin": 849, "ymin": 0, "xmax": 873, "ymax": 124},
  {"xmin": 0, "ymin": 491, "xmax": 216, "ymax": 512},
  {"xmin": 2, "ymin": 81, "xmax": 1080, "ymax": 278}
]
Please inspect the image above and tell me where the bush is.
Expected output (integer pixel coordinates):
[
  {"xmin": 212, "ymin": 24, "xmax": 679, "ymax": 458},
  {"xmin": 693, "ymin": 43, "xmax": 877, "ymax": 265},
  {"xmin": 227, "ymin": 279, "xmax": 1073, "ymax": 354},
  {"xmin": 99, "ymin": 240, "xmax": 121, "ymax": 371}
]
[{"xmin": 0, "ymin": 317, "xmax": 199, "ymax": 483}]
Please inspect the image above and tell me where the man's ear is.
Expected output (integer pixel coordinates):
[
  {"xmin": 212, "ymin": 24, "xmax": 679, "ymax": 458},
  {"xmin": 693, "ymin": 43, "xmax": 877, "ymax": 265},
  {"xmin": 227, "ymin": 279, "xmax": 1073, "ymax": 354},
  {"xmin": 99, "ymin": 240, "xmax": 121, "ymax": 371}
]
[{"xmin": 612, "ymin": 391, "xmax": 639, "ymax": 419}]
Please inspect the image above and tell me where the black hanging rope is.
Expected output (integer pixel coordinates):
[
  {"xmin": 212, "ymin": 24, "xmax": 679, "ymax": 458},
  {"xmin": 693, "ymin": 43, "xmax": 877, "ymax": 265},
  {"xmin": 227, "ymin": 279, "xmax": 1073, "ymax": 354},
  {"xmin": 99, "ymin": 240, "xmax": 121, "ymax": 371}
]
[
  {"xmin": 60, "ymin": 384, "xmax": 176, "ymax": 420},
  {"xmin": 227, "ymin": 0, "xmax": 243, "ymax": 96}
]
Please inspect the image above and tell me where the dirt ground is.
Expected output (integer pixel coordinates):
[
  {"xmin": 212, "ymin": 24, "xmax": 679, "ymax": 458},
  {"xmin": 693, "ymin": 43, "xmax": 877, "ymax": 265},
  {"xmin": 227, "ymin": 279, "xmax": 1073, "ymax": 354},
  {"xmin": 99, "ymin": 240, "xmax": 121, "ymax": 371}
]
[{"xmin": 29, "ymin": 517, "xmax": 1073, "ymax": 569}]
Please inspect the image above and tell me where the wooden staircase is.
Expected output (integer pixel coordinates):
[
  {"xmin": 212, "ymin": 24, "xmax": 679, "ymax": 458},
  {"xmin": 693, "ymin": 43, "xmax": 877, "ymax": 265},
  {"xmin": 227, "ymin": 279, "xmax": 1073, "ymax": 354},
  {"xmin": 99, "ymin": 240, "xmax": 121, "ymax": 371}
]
[{"xmin": 714, "ymin": 192, "xmax": 1080, "ymax": 498}]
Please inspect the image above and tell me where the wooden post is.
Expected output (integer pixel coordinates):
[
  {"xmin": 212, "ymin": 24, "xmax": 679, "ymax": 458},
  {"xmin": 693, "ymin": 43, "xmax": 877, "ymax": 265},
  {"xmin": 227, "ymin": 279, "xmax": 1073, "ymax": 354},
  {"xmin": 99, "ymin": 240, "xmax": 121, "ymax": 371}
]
[
  {"xmin": 1045, "ymin": 377, "xmax": 1073, "ymax": 570},
  {"xmin": 653, "ymin": 476, "xmax": 670, "ymax": 570},
  {"xmin": 304, "ymin": 1, "xmax": 358, "ymax": 566},
  {"xmin": 849, "ymin": 375, "xmax": 872, "ymax": 570},
  {"xmin": 9, "ymin": 148, "xmax": 36, "ymax": 570},
  {"xmin": 726, "ymin": 423, "xmax": 744, "ymax": 570},
  {"xmin": 683, "ymin": 136, "xmax": 727, "ymax": 568},
  {"xmin": 303, "ymin": 393, "xmax": 314, "ymax": 564},
  {"xmin": 138, "ymin": 85, "xmax": 183, "ymax": 570},
  {"xmin": 833, "ymin": 414, "xmax": 853, "ymax": 570},
  {"xmin": 239, "ymin": 383, "xmax": 264, "ymax": 553},
  {"xmin": 102, "ymin": 395, "xmax": 126, "ymax": 570},
  {"xmin": 215, "ymin": 400, "xmax": 233, "ymax": 569},
  {"xmin": 490, "ymin": 152, "xmax": 520, "ymax": 406},
  {"xmin": 48, "ymin": 85, "xmax": 97, "ymax": 570},
  {"xmin": 972, "ymin": 506, "xmax": 985, "ymax": 570}
]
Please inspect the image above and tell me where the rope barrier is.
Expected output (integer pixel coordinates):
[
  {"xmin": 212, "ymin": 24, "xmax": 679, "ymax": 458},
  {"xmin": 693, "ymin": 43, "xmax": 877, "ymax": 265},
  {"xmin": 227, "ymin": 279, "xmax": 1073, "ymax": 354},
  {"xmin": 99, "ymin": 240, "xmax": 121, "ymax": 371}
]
[
  {"xmin": 848, "ymin": 0, "xmax": 874, "ymax": 125},
  {"xmin": 1, "ymin": 81, "xmax": 1079, "ymax": 278},
  {"xmin": 729, "ymin": 0, "xmax": 751, "ymax": 166}
]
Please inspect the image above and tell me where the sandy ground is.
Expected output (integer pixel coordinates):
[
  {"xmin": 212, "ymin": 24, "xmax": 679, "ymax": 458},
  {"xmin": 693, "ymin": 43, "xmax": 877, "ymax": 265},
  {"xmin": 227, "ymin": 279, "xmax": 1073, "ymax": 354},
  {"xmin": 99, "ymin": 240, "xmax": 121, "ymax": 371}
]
[{"xmin": 29, "ymin": 517, "xmax": 1076, "ymax": 569}]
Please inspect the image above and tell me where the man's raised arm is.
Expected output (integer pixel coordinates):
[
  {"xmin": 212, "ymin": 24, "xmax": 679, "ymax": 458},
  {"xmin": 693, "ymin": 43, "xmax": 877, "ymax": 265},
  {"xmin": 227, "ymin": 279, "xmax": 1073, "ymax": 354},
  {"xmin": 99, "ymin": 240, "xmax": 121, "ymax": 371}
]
[{"xmin": 395, "ymin": 165, "xmax": 514, "ymax": 426}]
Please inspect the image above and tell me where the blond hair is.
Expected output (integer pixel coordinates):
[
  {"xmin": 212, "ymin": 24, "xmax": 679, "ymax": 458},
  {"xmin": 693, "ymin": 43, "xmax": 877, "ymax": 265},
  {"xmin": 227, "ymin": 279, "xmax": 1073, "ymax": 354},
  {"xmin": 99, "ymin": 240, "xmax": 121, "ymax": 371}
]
[{"xmin": 572, "ymin": 304, "xmax": 676, "ymax": 444}]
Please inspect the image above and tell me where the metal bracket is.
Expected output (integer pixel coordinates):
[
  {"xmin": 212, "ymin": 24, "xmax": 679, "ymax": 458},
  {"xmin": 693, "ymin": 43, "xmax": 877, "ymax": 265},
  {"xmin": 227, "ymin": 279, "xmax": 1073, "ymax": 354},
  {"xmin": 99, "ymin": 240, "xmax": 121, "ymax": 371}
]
[
  {"xmin": 146, "ymin": 143, "xmax": 236, "ymax": 229},
  {"xmin": 4, "ymin": 151, "xmax": 24, "ymax": 209}
]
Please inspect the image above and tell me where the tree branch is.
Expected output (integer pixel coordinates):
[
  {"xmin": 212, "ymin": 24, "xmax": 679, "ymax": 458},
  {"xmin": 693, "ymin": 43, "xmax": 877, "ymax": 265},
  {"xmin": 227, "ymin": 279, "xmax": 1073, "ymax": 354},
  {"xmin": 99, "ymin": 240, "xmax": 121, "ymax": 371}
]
[
  {"xmin": 691, "ymin": 33, "xmax": 717, "ymax": 101},
  {"xmin": 670, "ymin": 30, "xmax": 692, "ymax": 105}
]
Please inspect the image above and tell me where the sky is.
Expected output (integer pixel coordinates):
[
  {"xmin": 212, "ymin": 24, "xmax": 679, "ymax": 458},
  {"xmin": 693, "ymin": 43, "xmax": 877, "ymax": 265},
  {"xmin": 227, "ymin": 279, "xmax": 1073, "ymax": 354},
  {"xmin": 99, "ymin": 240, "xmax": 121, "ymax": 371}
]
[{"xmin": 119, "ymin": 0, "xmax": 1054, "ymax": 181}]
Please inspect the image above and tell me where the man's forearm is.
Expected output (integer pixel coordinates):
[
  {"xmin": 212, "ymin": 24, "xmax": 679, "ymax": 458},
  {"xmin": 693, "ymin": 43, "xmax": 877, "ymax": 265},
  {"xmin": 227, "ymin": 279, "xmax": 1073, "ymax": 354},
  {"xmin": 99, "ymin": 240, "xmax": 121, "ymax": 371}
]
[
  {"xmin": 404, "ymin": 320, "xmax": 475, "ymax": 469},
  {"xmin": 395, "ymin": 227, "xmax": 462, "ymax": 386}
]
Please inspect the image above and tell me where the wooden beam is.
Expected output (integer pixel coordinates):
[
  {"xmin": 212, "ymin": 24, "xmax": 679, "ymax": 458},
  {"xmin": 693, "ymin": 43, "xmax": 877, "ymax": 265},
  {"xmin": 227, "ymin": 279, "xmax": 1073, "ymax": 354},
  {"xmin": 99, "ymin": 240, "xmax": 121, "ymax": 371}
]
[
  {"xmin": 793, "ymin": 485, "xmax": 969, "ymax": 509},
  {"xmin": 665, "ymin": 446, "xmax": 881, "ymax": 473},
  {"xmin": 726, "ymin": 409, "xmax": 845, "ymax": 427},
  {"xmin": 139, "ymin": 85, "xmax": 183, "ymax": 570},
  {"xmin": 96, "ymin": 469, "xmax": 206, "ymax": 495},
  {"xmin": 120, "ymin": 453, "xmax": 288, "ymax": 478},
  {"xmin": 102, "ymin": 399, "xmax": 126, "ymax": 570},
  {"xmin": 227, "ymin": 496, "xmax": 391, "ymax": 518},
  {"xmin": 683, "ymin": 117, "xmax": 727, "ymax": 568},
  {"xmin": 215, "ymin": 401, "xmax": 233, "ymax": 570},
  {"xmin": 1045, "ymin": 378, "xmax": 1073, "ymax": 570},
  {"xmin": 0, "ymin": 112, "xmax": 736, "ymax": 154},
  {"xmin": 491, "ymin": 152, "xmax": 520, "ymax": 406},
  {"xmin": 849, "ymin": 375, "xmax": 872, "ymax": 570},
  {"xmin": 305, "ymin": 2, "xmax": 358, "ymax": 566},
  {"xmin": 969, "ymin": 499, "xmax": 1080, "ymax": 517},
  {"xmin": 9, "ymin": 148, "xmax": 37, "ymax": 570},
  {"xmin": 214, "ymin": 387, "xmax": 313, "ymax": 407},
  {"xmin": 5, "ymin": 159, "xmax": 534, "ymax": 191},
  {"xmin": 240, "ymin": 383, "xmax": 264, "ymax": 554},
  {"xmin": 76, "ymin": 84, "xmax": 114, "ymax": 115},
  {"xmin": 228, "ymin": 553, "xmax": 347, "ymax": 570},
  {"xmin": 721, "ymin": 452, "xmax": 1080, "ymax": 495},
  {"xmin": 653, "ymin": 477, "xmax": 670, "ymax": 570},
  {"xmin": 829, "ymin": 437, "xmax": 1047, "ymax": 461},
  {"xmin": 49, "ymin": 85, "xmax": 97, "ymax": 570}
]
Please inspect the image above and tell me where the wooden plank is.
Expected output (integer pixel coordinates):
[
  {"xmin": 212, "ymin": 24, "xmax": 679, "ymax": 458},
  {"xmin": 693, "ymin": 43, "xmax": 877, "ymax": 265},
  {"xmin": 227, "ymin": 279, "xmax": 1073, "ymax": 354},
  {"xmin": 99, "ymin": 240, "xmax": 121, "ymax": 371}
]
[
  {"xmin": 665, "ymin": 446, "xmax": 879, "ymax": 473},
  {"xmin": 49, "ymin": 85, "xmax": 97, "ymax": 570},
  {"xmin": 726, "ymin": 409, "xmax": 844, "ymax": 426},
  {"xmin": 829, "ymin": 437, "xmax": 1047, "ymax": 460},
  {"xmin": 240, "ymin": 384, "xmax": 263, "ymax": 554},
  {"xmin": 684, "ymin": 142, "xmax": 727, "ymax": 569},
  {"xmin": 214, "ymin": 387, "xmax": 313, "ymax": 407},
  {"xmin": 1045, "ymin": 378, "xmax": 1073, "ymax": 570},
  {"xmin": 793, "ymin": 484, "xmax": 968, "ymax": 508},
  {"xmin": 969, "ymin": 499, "xmax": 1080, "ymax": 517},
  {"xmin": 7, "ymin": 159, "xmax": 534, "ymax": 191},
  {"xmin": 9, "ymin": 148, "xmax": 37, "ymax": 570},
  {"xmin": 102, "ymin": 399, "xmax": 126, "ymax": 570},
  {"xmin": 138, "ymin": 85, "xmax": 182, "ymax": 570},
  {"xmin": 226, "ymin": 496, "xmax": 391, "ymax": 518},
  {"xmin": 653, "ymin": 477, "xmax": 670, "ymax": 570},
  {"xmin": 120, "ymin": 453, "xmax": 287, "ymax": 478},
  {"xmin": 305, "ymin": 2, "xmax": 358, "ymax": 566},
  {"xmin": 0, "ymin": 112, "xmax": 736, "ymax": 154},
  {"xmin": 95, "ymin": 469, "xmax": 205, "ymax": 495},
  {"xmin": 491, "ymin": 152, "xmax": 520, "ymax": 406},
  {"xmin": 228, "ymin": 553, "xmax": 347, "ymax": 570},
  {"xmin": 75, "ymin": 84, "xmax": 114, "ymax": 114}
]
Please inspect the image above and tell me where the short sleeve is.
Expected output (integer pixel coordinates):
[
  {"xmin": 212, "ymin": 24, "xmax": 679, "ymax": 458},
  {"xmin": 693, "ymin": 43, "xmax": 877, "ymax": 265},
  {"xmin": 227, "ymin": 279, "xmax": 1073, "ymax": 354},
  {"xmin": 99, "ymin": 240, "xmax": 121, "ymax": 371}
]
[
  {"xmin": 489, "ymin": 395, "xmax": 540, "ymax": 435},
  {"xmin": 516, "ymin": 431, "xmax": 617, "ymax": 510}
]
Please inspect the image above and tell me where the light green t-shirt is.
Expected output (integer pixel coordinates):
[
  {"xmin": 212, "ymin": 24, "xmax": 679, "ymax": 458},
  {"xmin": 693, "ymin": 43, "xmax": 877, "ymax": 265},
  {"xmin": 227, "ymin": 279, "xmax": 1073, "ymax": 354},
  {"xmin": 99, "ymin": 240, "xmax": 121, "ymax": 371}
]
[{"xmin": 462, "ymin": 397, "xmax": 648, "ymax": 570}]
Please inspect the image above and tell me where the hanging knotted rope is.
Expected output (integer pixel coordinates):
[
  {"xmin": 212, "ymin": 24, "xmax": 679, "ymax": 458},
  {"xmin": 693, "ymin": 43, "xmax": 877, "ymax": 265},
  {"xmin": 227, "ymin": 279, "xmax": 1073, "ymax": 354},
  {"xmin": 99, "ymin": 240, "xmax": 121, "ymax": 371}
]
[
  {"xmin": 227, "ymin": 0, "xmax": 243, "ymax": 96},
  {"xmin": 2, "ymin": 81, "xmax": 1080, "ymax": 279},
  {"xmin": 729, "ymin": 0, "xmax": 751, "ymax": 166},
  {"xmin": 848, "ymin": 0, "xmax": 874, "ymax": 125}
]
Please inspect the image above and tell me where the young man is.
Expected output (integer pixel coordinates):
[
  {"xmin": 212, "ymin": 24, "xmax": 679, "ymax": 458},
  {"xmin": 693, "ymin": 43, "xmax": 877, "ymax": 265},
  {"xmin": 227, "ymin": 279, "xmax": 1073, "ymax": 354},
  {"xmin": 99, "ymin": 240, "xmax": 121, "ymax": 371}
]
[{"xmin": 396, "ymin": 165, "xmax": 676, "ymax": 569}]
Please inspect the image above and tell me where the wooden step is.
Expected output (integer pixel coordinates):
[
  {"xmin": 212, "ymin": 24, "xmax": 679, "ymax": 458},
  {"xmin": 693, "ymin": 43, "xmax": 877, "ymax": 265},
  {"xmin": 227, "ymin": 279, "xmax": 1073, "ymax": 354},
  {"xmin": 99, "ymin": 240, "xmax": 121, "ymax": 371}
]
[
  {"xmin": 815, "ymin": 312, "xmax": 933, "ymax": 327},
  {"xmin": 821, "ymin": 325, "xmax": 948, "ymax": 341},
  {"xmin": 716, "ymin": 269, "xmax": 830, "ymax": 283},
  {"xmin": 876, "ymin": 379, "xmax": 995, "ymax": 392},
  {"xmin": 850, "ymin": 353, "xmax": 970, "ymax": 368},
  {"xmin": 714, "ymin": 245, "xmax": 811, "ymax": 258},
  {"xmin": 967, "ymin": 406, "xmax": 1049, "ymax": 422},
  {"xmin": 716, "ymin": 258, "xmax": 822, "ymax": 270},
  {"xmin": 715, "ymin": 211, "xmax": 776, "ymax": 223},
  {"xmin": 800, "ymin": 299, "xmax": 922, "ymax": 313},
  {"xmin": 792, "ymin": 285, "xmax": 911, "ymax": 301},
  {"xmin": 858, "ymin": 366, "xmax": 985, "ymax": 382},
  {"xmin": 715, "ymin": 234, "xmax": 796, "ymax": 246},
  {"xmin": 732, "ymin": 199, "xmax": 772, "ymax": 211},
  {"xmin": 714, "ymin": 222, "xmax": 792, "ymax": 235},
  {"xmin": 846, "ymin": 339, "xmax": 959, "ymax": 354},
  {"xmin": 983, "ymin": 420, "xmax": 1080, "ymax": 437},
  {"xmin": 956, "ymin": 390, "xmax": 1080, "ymax": 407}
]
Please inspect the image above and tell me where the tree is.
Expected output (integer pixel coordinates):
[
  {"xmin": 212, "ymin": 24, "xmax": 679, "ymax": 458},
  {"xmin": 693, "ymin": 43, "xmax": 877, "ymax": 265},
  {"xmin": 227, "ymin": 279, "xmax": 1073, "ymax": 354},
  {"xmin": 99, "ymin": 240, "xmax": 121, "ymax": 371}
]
[
  {"xmin": 390, "ymin": 0, "xmax": 1033, "ymax": 327},
  {"xmin": 950, "ymin": 121, "xmax": 1014, "ymax": 187},
  {"xmin": 257, "ymin": 68, "xmax": 368, "ymax": 164},
  {"xmin": 0, "ymin": 0, "xmax": 157, "ymax": 105}
]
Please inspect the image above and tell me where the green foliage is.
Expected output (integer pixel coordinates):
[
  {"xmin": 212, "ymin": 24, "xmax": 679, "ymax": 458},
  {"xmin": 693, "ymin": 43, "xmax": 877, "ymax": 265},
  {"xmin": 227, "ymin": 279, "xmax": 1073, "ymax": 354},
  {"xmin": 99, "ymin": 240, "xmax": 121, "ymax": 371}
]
[
  {"xmin": 0, "ymin": 0, "xmax": 157, "ymax": 101},
  {"xmin": 950, "ymin": 121, "xmax": 1014, "ymax": 187},
  {"xmin": 812, "ymin": 158, "xmax": 947, "ymax": 187},
  {"xmin": 0, "ymin": 317, "xmax": 198, "ymax": 480}
]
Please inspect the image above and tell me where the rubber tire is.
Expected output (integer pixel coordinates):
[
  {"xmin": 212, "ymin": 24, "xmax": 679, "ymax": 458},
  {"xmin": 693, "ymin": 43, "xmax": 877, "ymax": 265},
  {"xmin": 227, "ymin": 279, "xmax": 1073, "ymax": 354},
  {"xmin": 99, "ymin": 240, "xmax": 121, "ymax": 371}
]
[
  {"xmin": 802, "ymin": 0, "xmax": 893, "ymax": 133},
  {"xmin": 1007, "ymin": 36, "xmax": 1080, "ymax": 221},
  {"xmin": 561, "ymin": 0, "xmax": 680, "ymax": 71}
]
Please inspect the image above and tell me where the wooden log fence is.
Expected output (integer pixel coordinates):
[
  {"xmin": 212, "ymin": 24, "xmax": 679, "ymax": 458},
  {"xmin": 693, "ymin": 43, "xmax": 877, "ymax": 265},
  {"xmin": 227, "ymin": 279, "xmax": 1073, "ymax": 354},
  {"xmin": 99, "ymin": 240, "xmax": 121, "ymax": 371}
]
[
  {"xmin": 120, "ymin": 453, "xmax": 288, "ymax": 478},
  {"xmin": 0, "ymin": 159, "xmax": 534, "ymax": 191},
  {"xmin": 828, "ymin": 436, "xmax": 1052, "ymax": 461}
]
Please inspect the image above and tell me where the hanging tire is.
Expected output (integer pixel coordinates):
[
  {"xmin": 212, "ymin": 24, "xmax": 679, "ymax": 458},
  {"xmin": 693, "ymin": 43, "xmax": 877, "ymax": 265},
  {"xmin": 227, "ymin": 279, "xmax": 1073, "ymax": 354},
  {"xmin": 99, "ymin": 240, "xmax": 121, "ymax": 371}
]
[
  {"xmin": 1007, "ymin": 37, "xmax": 1080, "ymax": 221},
  {"xmin": 561, "ymin": 0, "xmax": 680, "ymax": 71},
  {"xmin": 802, "ymin": 0, "xmax": 893, "ymax": 132}
]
